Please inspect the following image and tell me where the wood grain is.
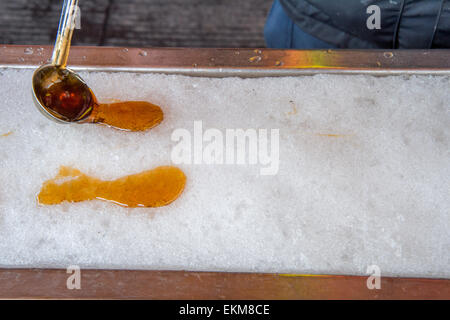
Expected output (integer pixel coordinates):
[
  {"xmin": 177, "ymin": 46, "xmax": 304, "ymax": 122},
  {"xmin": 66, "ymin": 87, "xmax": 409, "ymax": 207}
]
[{"xmin": 0, "ymin": 0, "xmax": 272, "ymax": 48}]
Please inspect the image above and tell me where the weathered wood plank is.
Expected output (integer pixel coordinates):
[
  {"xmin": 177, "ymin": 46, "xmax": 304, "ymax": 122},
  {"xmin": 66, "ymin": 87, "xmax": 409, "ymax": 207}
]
[
  {"xmin": 103, "ymin": 0, "xmax": 272, "ymax": 47},
  {"xmin": 0, "ymin": 0, "xmax": 272, "ymax": 47},
  {"xmin": 0, "ymin": 0, "xmax": 110, "ymax": 46}
]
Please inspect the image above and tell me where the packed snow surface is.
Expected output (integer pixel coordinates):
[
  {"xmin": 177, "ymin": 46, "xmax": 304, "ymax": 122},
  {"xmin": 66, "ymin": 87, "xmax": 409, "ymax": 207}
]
[{"xmin": 0, "ymin": 69, "xmax": 448, "ymax": 278}]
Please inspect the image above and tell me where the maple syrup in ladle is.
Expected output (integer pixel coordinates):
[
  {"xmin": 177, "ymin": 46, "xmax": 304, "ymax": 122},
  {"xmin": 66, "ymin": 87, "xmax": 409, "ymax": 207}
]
[
  {"xmin": 32, "ymin": 65, "xmax": 95, "ymax": 123},
  {"xmin": 32, "ymin": 0, "xmax": 90, "ymax": 124},
  {"xmin": 32, "ymin": 0, "xmax": 163, "ymax": 131}
]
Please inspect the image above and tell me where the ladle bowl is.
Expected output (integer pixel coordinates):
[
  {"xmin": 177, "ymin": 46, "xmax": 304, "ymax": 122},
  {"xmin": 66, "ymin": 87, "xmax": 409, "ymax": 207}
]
[
  {"xmin": 32, "ymin": 64, "xmax": 95, "ymax": 123},
  {"xmin": 31, "ymin": 0, "xmax": 94, "ymax": 124}
]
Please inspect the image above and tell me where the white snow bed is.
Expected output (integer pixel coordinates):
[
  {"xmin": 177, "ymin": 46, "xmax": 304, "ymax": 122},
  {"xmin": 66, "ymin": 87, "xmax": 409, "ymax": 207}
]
[{"xmin": 0, "ymin": 69, "xmax": 448, "ymax": 278}]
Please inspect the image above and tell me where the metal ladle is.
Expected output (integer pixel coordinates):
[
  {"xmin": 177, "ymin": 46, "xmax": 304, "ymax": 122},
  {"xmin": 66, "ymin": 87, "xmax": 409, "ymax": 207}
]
[{"xmin": 32, "ymin": 0, "xmax": 95, "ymax": 123}]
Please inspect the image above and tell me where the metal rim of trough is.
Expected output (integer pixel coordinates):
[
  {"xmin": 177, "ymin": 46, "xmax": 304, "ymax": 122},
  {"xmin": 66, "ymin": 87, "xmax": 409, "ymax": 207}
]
[{"xmin": 1, "ymin": 45, "xmax": 450, "ymax": 77}]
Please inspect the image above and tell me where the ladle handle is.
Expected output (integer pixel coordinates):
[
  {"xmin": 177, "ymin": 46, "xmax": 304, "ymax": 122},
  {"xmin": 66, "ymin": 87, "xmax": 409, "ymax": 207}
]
[{"xmin": 51, "ymin": 0, "xmax": 79, "ymax": 68}]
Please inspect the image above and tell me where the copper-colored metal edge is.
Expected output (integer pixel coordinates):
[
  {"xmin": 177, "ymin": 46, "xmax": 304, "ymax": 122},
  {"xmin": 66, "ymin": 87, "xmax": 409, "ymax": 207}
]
[
  {"xmin": 2, "ymin": 45, "xmax": 450, "ymax": 76},
  {"xmin": 0, "ymin": 269, "xmax": 448, "ymax": 300}
]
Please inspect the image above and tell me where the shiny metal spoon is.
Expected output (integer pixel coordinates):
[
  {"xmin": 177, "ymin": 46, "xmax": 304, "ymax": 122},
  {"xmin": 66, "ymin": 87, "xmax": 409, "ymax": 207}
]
[{"xmin": 32, "ymin": 0, "xmax": 95, "ymax": 123}]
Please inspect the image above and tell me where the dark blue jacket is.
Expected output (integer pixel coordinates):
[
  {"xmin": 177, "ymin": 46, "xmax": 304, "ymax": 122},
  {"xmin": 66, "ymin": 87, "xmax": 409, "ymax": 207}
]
[{"xmin": 279, "ymin": 0, "xmax": 450, "ymax": 48}]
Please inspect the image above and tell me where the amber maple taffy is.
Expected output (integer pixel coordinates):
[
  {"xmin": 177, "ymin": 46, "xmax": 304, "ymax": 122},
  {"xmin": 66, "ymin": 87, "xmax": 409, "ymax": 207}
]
[{"xmin": 38, "ymin": 166, "xmax": 186, "ymax": 208}]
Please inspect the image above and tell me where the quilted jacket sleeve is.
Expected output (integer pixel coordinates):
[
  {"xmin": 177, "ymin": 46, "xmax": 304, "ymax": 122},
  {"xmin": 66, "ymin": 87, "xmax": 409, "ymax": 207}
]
[{"xmin": 279, "ymin": 0, "xmax": 449, "ymax": 49}]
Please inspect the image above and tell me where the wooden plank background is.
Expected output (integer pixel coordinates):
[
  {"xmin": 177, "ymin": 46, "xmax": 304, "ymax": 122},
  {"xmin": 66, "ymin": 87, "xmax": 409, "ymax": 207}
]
[{"xmin": 0, "ymin": 0, "xmax": 273, "ymax": 47}]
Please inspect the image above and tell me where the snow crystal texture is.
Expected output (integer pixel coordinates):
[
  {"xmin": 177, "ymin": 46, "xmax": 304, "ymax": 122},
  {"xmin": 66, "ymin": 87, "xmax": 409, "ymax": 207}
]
[{"xmin": 0, "ymin": 69, "xmax": 448, "ymax": 278}]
